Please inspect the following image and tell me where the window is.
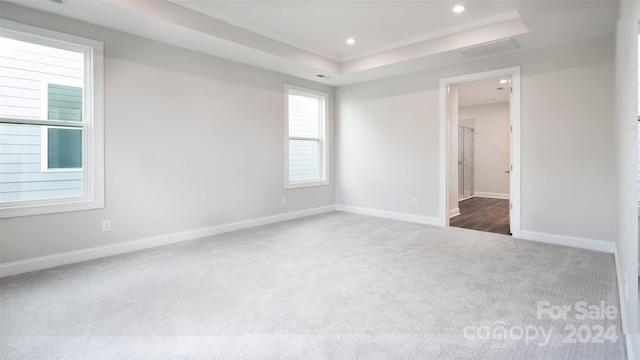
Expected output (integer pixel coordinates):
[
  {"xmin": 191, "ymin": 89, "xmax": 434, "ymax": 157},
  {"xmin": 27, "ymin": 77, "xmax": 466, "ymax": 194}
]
[
  {"xmin": 0, "ymin": 20, "xmax": 104, "ymax": 218},
  {"xmin": 285, "ymin": 85, "xmax": 328, "ymax": 188}
]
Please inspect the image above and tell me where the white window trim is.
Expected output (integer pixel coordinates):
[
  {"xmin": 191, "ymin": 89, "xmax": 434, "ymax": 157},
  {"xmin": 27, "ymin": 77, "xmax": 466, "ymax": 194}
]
[
  {"xmin": 284, "ymin": 85, "xmax": 329, "ymax": 189},
  {"xmin": 0, "ymin": 20, "xmax": 104, "ymax": 218}
]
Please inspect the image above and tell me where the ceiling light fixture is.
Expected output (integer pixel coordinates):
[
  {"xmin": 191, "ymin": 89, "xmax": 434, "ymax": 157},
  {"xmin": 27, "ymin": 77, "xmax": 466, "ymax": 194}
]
[
  {"xmin": 453, "ymin": 5, "xmax": 465, "ymax": 13},
  {"xmin": 346, "ymin": 38, "xmax": 356, "ymax": 45}
]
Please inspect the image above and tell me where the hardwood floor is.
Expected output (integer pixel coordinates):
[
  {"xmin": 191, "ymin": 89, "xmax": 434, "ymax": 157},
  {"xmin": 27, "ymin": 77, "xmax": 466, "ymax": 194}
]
[{"xmin": 450, "ymin": 197, "xmax": 510, "ymax": 235}]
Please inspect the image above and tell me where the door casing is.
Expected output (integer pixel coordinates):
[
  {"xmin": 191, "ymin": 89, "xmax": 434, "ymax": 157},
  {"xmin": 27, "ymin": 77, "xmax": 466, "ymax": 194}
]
[{"xmin": 439, "ymin": 66, "xmax": 521, "ymax": 238}]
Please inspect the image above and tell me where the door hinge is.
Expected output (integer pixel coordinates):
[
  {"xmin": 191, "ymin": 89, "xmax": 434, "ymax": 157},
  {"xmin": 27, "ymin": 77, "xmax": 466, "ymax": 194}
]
[
  {"xmin": 510, "ymin": 203, "xmax": 513, "ymax": 210},
  {"xmin": 510, "ymin": 125, "xmax": 513, "ymax": 132},
  {"xmin": 510, "ymin": 87, "xmax": 513, "ymax": 93},
  {"xmin": 510, "ymin": 164, "xmax": 513, "ymax": 171}
]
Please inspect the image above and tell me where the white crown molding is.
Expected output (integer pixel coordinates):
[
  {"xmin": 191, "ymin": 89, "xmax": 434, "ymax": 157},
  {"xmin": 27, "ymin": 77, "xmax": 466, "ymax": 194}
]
[
  {"xmin": 170, "ymin": 0, "xmax": 340, "ymax": 61},
  {"xmin": 339, "ymin": 10, "xmax": 521, "ymax": 62},
  {"xmin": 168, "ymin": 2, "xmax": 520, "ymax": 64}
]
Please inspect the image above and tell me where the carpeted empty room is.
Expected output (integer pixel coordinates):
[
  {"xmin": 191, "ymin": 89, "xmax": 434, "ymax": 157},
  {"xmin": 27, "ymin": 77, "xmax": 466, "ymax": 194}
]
[
  {"xmin": 1, "ymin": 0, "xmax": 639, "ymax": 359},
  {"xmin": 0, "ymin": 212, "xmax": 626, "ymax": 359}
]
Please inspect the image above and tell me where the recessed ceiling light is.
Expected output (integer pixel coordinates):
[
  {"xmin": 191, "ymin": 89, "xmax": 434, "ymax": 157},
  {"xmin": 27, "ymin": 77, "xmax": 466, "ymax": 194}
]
[
  {"xmin": 346, "ymin": 38, "xmax": 356, "ymax": 45},
  {"xmin": 499, "ymin": 79, "xmax": 508, "ymax": 84},
  {"xmin": 453, "ymin": 5, "xmax": 465, "ymax": 13}
]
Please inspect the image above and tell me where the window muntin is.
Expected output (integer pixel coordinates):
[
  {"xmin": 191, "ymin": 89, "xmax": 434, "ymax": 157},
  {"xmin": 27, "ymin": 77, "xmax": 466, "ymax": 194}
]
[
  {"xmin": 0, "ymin": 20, "xmax": 103, "ymax": 217},
  {"xmin": 285, "ymin": 86, "xmax": 328, "ymax": 188}
]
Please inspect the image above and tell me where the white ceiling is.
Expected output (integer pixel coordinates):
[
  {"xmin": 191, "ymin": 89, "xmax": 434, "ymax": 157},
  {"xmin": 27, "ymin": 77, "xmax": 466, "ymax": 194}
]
[
  {"xmin": 174, "ymin": 0, "xmax": 518, "ymax": 62},
  {"xmin": 457, "ymin": 76, "xmax": 512, "ymax": 107},
  {"xmin": 2, "ymin": 0, "xmax": 619, "ymax": 86}
]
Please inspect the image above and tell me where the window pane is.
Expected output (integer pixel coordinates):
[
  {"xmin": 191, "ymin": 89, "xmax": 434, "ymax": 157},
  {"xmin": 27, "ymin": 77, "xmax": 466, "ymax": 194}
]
[
  {"xmin": 48, "ymin": 84, "xmax": 82, "ymax": 121},
  {"xmin": 0, "ymin": 36, "xmax": 84, "ymax": 121},
  {"xmin": 47, "ymin": 127, "xmax": 82, "ymax": 169},
  {"xmin": 0, "ymin": 123, "xmax": 83, "ymax": 203},
  {"xmin": 288, "ymin": 93, "xmax": 319, "ymax": 138},
  {"xmin": 289, "ymin": 139, "xmax": 319, "ymax": 182}
]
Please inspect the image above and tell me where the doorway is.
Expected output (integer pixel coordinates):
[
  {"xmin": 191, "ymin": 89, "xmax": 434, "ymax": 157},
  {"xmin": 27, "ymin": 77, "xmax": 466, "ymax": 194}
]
[
  {"xmin": 439, "ymin": 67, "xmax": 521, "ymax": 238},
  {"xmin": 450, "ymin": 76, "xmax": 511, "ymax": 235}
]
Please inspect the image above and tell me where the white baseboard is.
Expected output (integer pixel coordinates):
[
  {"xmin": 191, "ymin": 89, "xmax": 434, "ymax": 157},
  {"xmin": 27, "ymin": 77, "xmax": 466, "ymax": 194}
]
[
  {"xmin": 0, "ymin": 205, "xmax": 335, "ymax": 278},
  {"xmin": 449, "ymin": 207, "xmax": 460, "ymax": 218},
  {"xmin": 474, "ymin": 192, "xmax": 509, "ymax": 199},
  {"xmin": 520, "ymin": 230, "xmax": 615, "ymax": 253},
  {"xmin": 335, "ymin": 204, "xmax": 440, "ymax": 226}
]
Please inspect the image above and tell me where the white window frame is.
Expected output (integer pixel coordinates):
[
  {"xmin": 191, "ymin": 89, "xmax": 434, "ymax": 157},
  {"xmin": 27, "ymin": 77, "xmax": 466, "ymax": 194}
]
[
  {"xmin": 0, "ymin": 20, "xmax": 104, "ymax": 218},
  {"xmin": 284, "ymin": 85, "xmax": 329, "ymax": 189}
]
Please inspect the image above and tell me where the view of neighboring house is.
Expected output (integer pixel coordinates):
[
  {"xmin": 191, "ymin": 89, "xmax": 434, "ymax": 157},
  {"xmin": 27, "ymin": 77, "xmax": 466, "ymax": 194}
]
[{"xmin": 0, "ymin": 37, "xmax": 83, "ymax": 203}]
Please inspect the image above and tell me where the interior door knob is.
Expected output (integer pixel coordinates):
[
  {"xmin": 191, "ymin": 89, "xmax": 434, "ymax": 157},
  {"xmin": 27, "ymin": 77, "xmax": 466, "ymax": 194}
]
[{"xmin": 504, "ymin": 170, "xmax": 510, "ymax": 174}]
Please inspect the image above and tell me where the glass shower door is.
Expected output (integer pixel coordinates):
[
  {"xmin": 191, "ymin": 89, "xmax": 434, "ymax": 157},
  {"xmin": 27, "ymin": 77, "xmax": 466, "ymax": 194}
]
[{"xmin": 458, "ymin": 127, "xmax": 474, "ymax": 200}]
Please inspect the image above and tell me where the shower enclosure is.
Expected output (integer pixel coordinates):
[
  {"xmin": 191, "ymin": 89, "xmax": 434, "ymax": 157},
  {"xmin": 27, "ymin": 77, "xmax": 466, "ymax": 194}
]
[{"xmin": 458, "ymin": 126, "xmax": 474, "ymax": 200}]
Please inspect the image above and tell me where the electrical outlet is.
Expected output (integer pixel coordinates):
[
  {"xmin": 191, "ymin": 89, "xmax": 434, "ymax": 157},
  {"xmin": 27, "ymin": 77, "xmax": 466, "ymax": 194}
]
[
  {"xmin": 281, "ymin": 197, "xmax": 286, "ymax": 205},
  {"xmin": 102, "ymin": 220, "xmax": 112, "ymax": 232},
  {"xmin": 411, "ymin": 198, "xmax": 418, "ymax": 206}
]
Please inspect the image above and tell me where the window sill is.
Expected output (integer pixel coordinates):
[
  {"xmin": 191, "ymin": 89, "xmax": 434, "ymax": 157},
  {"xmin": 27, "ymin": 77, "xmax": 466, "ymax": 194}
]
[
  {"xmin": 0, "ymin": 197, "xmax": 104, "ymax": 218},
  {"xmin": 285, "ymin": 180, "xmax": 329, "ymax": 190}
]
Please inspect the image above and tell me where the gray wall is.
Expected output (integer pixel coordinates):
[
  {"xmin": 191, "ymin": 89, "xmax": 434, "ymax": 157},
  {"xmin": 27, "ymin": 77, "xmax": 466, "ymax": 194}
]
[
  {"xmin": 0, "ymin": 4, "xmax": 335, "ymax": 263},
  {"xmin": 336, "ymin": 35, "xmax": 616, "ymax": 242}
]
